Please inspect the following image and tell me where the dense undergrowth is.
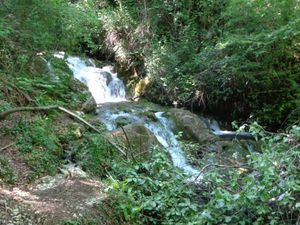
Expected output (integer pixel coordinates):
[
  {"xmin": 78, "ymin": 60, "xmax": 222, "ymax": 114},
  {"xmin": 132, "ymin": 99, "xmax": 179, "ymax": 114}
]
[
  {"xmin": 0, "ymin": 0, "xmax": 299, "ymax": 224},
  {"xmin": 93, "ymin": 0, "xmax": 300, "ymax": 130},
  {"xmin": 76, "ymin": 126, "xmax": 299, "ymax": 225}
]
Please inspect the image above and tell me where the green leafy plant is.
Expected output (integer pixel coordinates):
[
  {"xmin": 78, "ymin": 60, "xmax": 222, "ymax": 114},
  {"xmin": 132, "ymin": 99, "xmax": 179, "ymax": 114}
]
[
  {"xmin": 109, "ymin": 147, "xmax": 201, "ymax": 224},
  {"xmin": 198, "ymin": 124, "xmax": 300, "ymax": 225},
  {"xmin": 0, "ymin": 155, "xmax": 17, "ymax": 184},
  {"xmin": 11, "ymin": 116, "xmax": 63, "ymax": 181}
]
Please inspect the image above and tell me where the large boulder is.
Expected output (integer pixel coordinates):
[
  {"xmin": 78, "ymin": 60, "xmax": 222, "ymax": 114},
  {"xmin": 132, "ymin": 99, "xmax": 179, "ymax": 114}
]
[
  {"xmin": 81, "ymin": 96, "xmax": 97, "ymax": 114},
  {"xmin": 167, "ymin": 108, "xmax": 217, "ymax": 143},
  {"xmin": 106, "ymin": 123, "xmax": 161, "ymax": 159}
]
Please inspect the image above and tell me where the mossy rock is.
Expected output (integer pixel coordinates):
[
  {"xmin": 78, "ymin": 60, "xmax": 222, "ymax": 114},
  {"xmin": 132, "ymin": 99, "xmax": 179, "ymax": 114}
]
[
  {"xmin": 106, "ymin": 123, "xmax": 161, "ymax": 160},
  {"xmin": 30, "ymin": 56, "xmax": 50, "ymax": 75},
  {"xmin": 206, "ymin": 140, "xmax": 258, "ymax": 166},
  {"xmin": 137, "ymin": 111, "xmax": 158, "ymax": 122},
  {"xmin": 167, "ymin": 108, "xmax": 217, "ymax": 143},
  {"xmin": 81, "ymin": 96, "xmax": 97, "ymax": 114}
]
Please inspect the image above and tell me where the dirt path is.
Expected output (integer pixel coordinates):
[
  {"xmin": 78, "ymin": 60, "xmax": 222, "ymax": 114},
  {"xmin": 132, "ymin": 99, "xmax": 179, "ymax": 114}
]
[{"xmin": 0, "ymin": 165, "xmax": 109, "ymax": 225}]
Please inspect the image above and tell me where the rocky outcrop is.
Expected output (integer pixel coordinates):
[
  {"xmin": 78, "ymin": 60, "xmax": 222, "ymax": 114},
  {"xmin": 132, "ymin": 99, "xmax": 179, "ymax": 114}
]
[{"xmin": 167, "ymin": 108, "xmax": 217, "ymax": 143}]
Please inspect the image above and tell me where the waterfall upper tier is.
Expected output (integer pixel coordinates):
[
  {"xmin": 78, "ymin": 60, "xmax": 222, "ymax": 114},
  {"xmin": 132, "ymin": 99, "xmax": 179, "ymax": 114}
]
[{"xmin": 66, "ymin": 56, "xmax": 126, "ymax": 104}]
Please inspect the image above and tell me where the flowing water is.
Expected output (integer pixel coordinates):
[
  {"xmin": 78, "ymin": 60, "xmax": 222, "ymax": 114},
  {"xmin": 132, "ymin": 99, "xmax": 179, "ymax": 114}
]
[
  {"xmin": 147, "ymin": 112, "xmax": 200, "ymax": 176},
  {"xmin": 203, "ymin": 117, "xmax": 254, "ymax": 140},
  {"xmin": 66, "ymin": 56, "xmax": 126, "ymax": 104},
  {"xmin": 100, "ymin": 109, "xmax": 201, "ymax": 178}
]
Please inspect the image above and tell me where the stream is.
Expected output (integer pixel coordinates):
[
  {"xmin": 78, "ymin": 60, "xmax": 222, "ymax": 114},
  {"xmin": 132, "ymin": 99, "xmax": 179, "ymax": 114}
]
[{"xmin": 61, "ymin": 55, "xmax": 254, "ymax": 181}]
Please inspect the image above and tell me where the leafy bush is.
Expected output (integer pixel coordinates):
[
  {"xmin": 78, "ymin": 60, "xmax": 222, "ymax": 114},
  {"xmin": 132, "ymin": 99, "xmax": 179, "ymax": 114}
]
[
  {"xmin": 74, "ymin": 133, "xmax": 117, "ymax": 178},
  {"xmin": 106, "ymin": 124, "xmax": 299, "ymax": 224},
  {"xmin": 97, "ymin": 0, "xmax": 300, "ymax": 129},
  {"xmin": 0, "ymin": 155, "xmax": 17, "ymax": 184},
  {"xmin": 198, "ymin": 124, "xmax": 300, "ymax": 224},
  {"xmin": 11, "ymin": 116, "xmax": 64, "ymax": 180},
  {"xmin": 109, "ymin": 148, "xmax": 201, "ymax": 224}
]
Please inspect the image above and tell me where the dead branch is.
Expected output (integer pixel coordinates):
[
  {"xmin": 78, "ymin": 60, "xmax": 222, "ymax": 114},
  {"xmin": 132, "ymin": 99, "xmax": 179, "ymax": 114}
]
[
  {"xmin": 120, "ymin": 126, "xmax": 133, "ymax": 160},
  {"xmin": 0, "ymin": 143, "xmax": 15, "ymax": 152},
  {"xmin": 0, "ymin": 105, "xmax": 127, "ymax": 157},
  {"xmin": 0, "ymin": 106, "xmax": 58, "ymax": 120},
  {"xmin": 193, "ymin": 163, "xmax": 252, "ymax": 182},
  {"xmin": 0, "ymin": 76, "xmax": 34, "ymax": 104}
]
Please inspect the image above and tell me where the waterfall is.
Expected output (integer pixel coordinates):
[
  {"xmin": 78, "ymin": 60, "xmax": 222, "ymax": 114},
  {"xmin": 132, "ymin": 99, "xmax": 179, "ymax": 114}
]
[
  {"xmin": 63, "ymin": 55, "xmax": 202, "ymax": 180},
  {"xmin": 66, "ymin": 56, "xmax": 126, "ymax": 104},
  {"xmin": 50, "ymin": 54, "xmax": 254, "ymax": 183}
]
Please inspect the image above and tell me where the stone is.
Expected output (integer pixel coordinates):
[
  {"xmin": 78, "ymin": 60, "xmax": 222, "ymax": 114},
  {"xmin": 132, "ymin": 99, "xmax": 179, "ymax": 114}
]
[
  {"xmin": 100, "ymin": 71, "xmax": 113, "ymax": 85},
  {"xmin": 201, "ymin": 140, "xmax": 253, "ymax": 169},
  {"xmin": 168, "ymin": 108, "xmax": 217, "ymax": 143},
  {"xmin": 115, "ymin": 116, "xmax": 133, "ymax": 127},
  {"xmin": 81, "ymin": 96, "xmax": 97, "ymax": 113},
  {"xmin": 106, "ymin": 123, "xmax": 161, "ymax": 159}
]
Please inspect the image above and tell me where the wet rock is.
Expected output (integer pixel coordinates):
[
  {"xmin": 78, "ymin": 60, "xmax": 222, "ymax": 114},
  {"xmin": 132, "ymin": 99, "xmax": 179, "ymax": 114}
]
[
  {"xmin": 100, "ymin": 71, "xmax": 113, "ymax": 85},
  {"xmin": 201, "ymin": 140, "xmax": 254, "ymax": 168},
  {"xmin": 115, "ymin": 116, "xmax": 133, "ymax": 127},
  {"xmin": 81, "ymin": 96, "xmax": 97, "ymax": 113},
  {"xmin": 107, "ymin": 123, "xmax": 161, "ymax": 158},
  {"xmin": 168, "ymin": 108, "xmax": 217, "ymax": 143}
]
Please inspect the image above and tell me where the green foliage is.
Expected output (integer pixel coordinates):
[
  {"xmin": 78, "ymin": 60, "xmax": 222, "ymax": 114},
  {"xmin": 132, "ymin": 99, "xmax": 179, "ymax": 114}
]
[
  {"xmin": 74, "ymin": 132, "xmax": 116, "ymax": 178},
  {"xmin": 0, "ymin": 155, "xmax": 17, "ymax": 184},
  {"xmin": 0, "ymin": 0, "xmax": 101, "ymax": 77},
  {"xmin": 109, "ymin": 148, "xmax": 201, "ymax": 224},
  {"xmin": 198, "ymin": 124, "xmax": 300, "ymax": 224},
  {"xmin": 0, "ymin": 0, "xmax": 99, "ymax": 51},
  {"xmin": 197, "ymin": 17, "xmax": 300, "ymax": 127},
  {"xmin": 10, "ymin": 116, "xmax": 63, "ymax": 181},
  {"xmin": 97, "ymin": 0, "xmax": 300, "ymax": 129},
  {"xmin": 104, "ymin": 124, "xmax": 300, "ymax": 224}
]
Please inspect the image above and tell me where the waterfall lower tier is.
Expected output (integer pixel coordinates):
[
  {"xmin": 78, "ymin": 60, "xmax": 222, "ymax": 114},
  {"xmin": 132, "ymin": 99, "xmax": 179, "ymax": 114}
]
[
  {"xmin": 100, "ymin": 108, "xmax": 202, "ymax": 179},
  {"xmin": 147, "ymin": 112, "xmax": 200, "ymax": 176}
]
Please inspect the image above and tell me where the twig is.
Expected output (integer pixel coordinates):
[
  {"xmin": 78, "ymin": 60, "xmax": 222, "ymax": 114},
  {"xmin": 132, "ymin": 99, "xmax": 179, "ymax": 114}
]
[
  {"xmin": 121, "ymin": 126, "xmax": 138, "ymax": 162},
  {"xmin": 0, "ymin": 76, "xmax": 34, "ymax": 104},
  {"xmin": 193, "ymin": 164, "xmax": 211, "ymax": 182},
  {"xmin": 0, "ymin": 143, "xmax": 14, "ymax": 152},
  {"xmin": 193, "ymin": 163, "xmax": 251, "ymax": 182},
  {"xmin": 0, "ymin": 105, "xmax": 127, "ymax": 157},
  {"xmin": 133, "ymin": 150, "xmax": 148, "ymax": 158}
]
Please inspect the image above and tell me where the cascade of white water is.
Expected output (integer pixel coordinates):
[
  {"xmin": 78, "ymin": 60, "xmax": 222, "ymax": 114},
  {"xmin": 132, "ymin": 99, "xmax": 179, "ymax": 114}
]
[
  {"xmin": 66, "ymin": 56, "xmax": 126, "ymax": 104},
  {"xmin": 146, "ymin": 112, "xmax": 201, "ymax": 177}
]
